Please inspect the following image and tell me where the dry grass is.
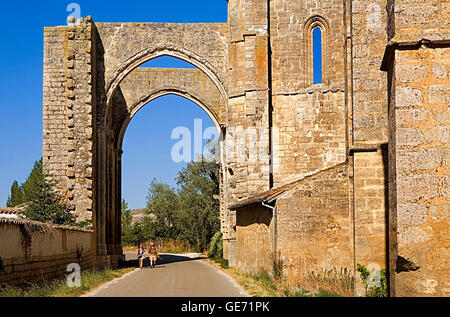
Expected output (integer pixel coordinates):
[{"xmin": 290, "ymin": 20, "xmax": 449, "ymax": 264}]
[
  {"xmin": 0, "ymin": 267, "xmax": 136, "ymax": 297},
  {"xmin": 283, "ymin": 267, "xmax": 355, "ymax": 297},
  {"xmin": 157, "ymin": 239, "xmax": 196, "ymax": 254},
  {"xmin": 122, "ymin": 245, "xmax": 137, "ymax": 252},
  {"xmin": 204, "ymin": 258, "xmax": 355, "ymax": 297},
  {"xmin": 203, "ymin": 259, "xmax": 279, "ymax": 297}
]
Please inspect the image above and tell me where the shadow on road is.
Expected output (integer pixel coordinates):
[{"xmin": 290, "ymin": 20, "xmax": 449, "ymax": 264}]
[{"xmin": 119, "ymin": 253, "xmax": 205, "ymax": 269}]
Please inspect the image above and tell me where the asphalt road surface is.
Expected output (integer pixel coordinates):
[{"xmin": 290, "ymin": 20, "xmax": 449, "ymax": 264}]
[{"xmin": 84, "ymin": 253, "xmax": 249, "ymax": 297}]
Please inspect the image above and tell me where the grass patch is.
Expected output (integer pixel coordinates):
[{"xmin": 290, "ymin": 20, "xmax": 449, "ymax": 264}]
[
  {"xmin": 0, "ymin": 267, "xmax": 135, "ymax": 298},
  {"xmin": 204, "ymin": 259, "xmax": 350, "ymax": 297},
  {"xmin": 204, "ymin": 259, "xmax": 279, "ymax": 297}
]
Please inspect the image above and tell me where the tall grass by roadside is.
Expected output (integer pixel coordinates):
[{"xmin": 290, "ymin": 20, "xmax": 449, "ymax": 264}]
[
  {"xmin": 0, "ymin": 267, "xmax": 135, "ymax": 297},
  {"xmin": 204, "ymin": 258, "xmax": 354, "ymax": 297},
  {"xmin": 283, "ymin": 267, "xmax": 354, "ymax": 297}
]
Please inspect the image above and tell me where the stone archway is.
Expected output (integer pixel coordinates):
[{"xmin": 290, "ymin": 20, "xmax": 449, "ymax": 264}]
[
  {"xmin": 95, "ymin": 58, "xmax": 227, "ymax": 268},
  {"xmin": 105, "ymin": 46, "xmax": 229, "ymax": 108},
  {"xmin": 43, "ymin": 16, "xmax": 271, "ymax": 270}
]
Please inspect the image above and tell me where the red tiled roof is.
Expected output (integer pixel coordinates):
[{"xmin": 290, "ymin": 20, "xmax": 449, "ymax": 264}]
[
  {"xmin": 229, "ymin": 180, "xmax": 299, "ymax": 210},
  {"xmin": 0, "ymin": 207, "xmax": 23, "ymax": 215},
  {"xmin": 0, "ymin": 203, "xmax": 28, "ymax": 215}
]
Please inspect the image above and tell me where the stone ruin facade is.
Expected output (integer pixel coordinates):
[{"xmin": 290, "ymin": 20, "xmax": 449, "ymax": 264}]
[{"xmin": 43, "ymin": 0, "xmax": 449, "ymax": 296}]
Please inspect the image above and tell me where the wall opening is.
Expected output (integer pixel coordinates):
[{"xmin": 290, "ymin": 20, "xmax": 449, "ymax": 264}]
[
  {"xmin": 139, "ymin": 56, "xmax": 196, "ymax": 69},
  {"xmin": 121, "ymin": 94, "xmax": 219, "ymax": 210},
  {"xmin": 313, "ymin": 27, "xmax": 323, "ymax": 84},
  {"xmin": 99, "ymin": 52, "xmax": 226, "ymax": 267},
  {"xmin": 120, "ymin": 94, "xmax": 222, "ymax": 254},
  {"xmin": 304, "ymin": 15, "xmax": 328, "ymax": 87}
]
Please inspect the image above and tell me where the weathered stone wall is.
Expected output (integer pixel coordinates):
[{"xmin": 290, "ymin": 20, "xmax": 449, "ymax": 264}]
[
  {"xmin": 387, "ymin": 45, "xmax": 449, "ymax": 296},
  {"xmin": 224, "ymin": 0, "xmax": 272, "ymax": 263},
  {"xmin": 350, "ymin": 4, "xmax": 390, "ymax": 291},
  {"xmin": 382, "ymin": 0, "xmax": 450, "ymax": 297},
  {"xmin": 226, "ymin": 0, "xmax": 271, "ymax": 202},
  {"xmin": 353, "ymin": 148, "xmax": 388, "ymax": 295},
  {"xmin": 95, "ymin": 22, "xmax": 229, "ymax": 103},
  {"xmin": 117, "ymin": 67, "xmax": 226, "ymax": 136},
  {"xmin": 235, "ymin": 205, "xmax": 273, "ymax": 274},
  {"xmin": 352, "ymin": 0, "xmax": 389, "ymax": 144},
  {"xmin": 388, "ymin": 0, "xmax": 450, "ymax": 42},
  {"xmin": 43, "ymin": 27, "xmax": 71, "ymax": 199},
  {"xmin": 275, "ymin": 163, "xmax": 353, "ymax": 281},
  {"xmin": 270, "ymin": 0, "xmax": 346, "ymax": 91},
  {"xmin": 0, "ymin": 219, "xmax": 95, "ymax": 287},
  {"xmin": 272, "ymin": 91, "xmax": 347, "ymax": 185},
  {"xmin": 43, "ymin": 18, "xmax": 96, "ymax": 223},
  {"xmin": 270, "ymin": 0, "xmax": 348, "ymax": 185}
]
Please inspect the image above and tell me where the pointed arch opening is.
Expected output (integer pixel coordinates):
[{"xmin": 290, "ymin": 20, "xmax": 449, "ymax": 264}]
[
  {"xmin": 304, "ymin": 16, "xmax": 329, "ymax": 87},
  {"xmin": 121, "ymin": 93, "xmax": 221, "ymax": 211}
]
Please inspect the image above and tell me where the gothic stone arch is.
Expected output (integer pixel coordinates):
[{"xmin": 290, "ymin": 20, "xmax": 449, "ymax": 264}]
[
  {"xmin": 43, "ymin": 12, "xmax": 275, "ymax": 269},
  {"xmin": 43, "ymin": 18, "xmax": 233, "ymax": 268},
  {"xmin": 98, "ymin": 66, "xmax": 227, "ymax": 267}
]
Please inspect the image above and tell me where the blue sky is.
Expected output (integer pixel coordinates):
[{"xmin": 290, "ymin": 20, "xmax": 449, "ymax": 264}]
[
  {"xmin": 313, "ymin": 27, "xmax": 323, "ymax": 84},
  {"xmin": 0, "ymin": 1, "xmax": 228, "ymax": 209}
]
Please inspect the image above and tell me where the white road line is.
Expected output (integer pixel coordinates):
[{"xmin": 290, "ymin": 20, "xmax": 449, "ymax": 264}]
[
  {"xmin": 80, "ymin": 268, "xmax": 140, "ymax": 297},
  {"xmin": 199, "ymin": 260, "xmax": 251, "ymax": 297}
]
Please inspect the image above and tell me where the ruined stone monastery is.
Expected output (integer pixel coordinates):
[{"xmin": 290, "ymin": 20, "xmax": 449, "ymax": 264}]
[{"xmin": 1, "ymin": 0, "xmax": 448, "ymax": 297}]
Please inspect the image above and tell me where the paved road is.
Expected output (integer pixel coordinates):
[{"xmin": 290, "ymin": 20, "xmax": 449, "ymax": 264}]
[{"xmin": 84, "ymin": 253, "xmax": 249, "ymax": 297}]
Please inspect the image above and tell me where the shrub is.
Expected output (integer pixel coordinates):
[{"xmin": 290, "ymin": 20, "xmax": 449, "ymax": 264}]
[
  {"xmin": 207, "ymin": 232, "xmax": 223, "ymax": 260},
  {"xmin": 357, "ymin": 264, "xmax": 388, "ymax": 297}
]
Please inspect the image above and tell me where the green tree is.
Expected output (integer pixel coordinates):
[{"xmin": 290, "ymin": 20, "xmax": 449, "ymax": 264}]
[
  {"xmin": 131, "ymin": 222, "xmax": 146, "ymax": 245},
  {"xmin": 176, "ymin": 153, "xmax": 220, "ymax": 252},
  {"xmin": 121, "ymin": 199, "xmax": 134, "ymax": 245},
  {"xmin": 22, "ymin": 158, "xmax": 44, "ymax": 202},
  {"xmin": 6, "ymin": 180, "xmax": 25, "ymax": 207},
  {"xmin": 144, "ymin": 180, "xmax": 180, "ymax": 240},
  {"xmin": 22, "ymin": 174, "xmax": 75, "ymax": 225},
  {"xmin": 136, "ymin": 141, "xmax": 220, "ymax": 252}
]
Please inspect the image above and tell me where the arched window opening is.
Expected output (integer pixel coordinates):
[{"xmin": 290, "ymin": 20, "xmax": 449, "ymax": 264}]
[
  {"xmin": 304, "ymin": 16, "xmax": 328, "ymax": 87},
  {"xmin": 313, "ymin": 27, "xmax": 323, "ymax": 84}
]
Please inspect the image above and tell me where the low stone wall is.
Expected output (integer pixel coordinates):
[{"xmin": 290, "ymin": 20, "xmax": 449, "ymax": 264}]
[{"xmin": 0, "ymin": 219, "xmax": 95, "ymax": 287}]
